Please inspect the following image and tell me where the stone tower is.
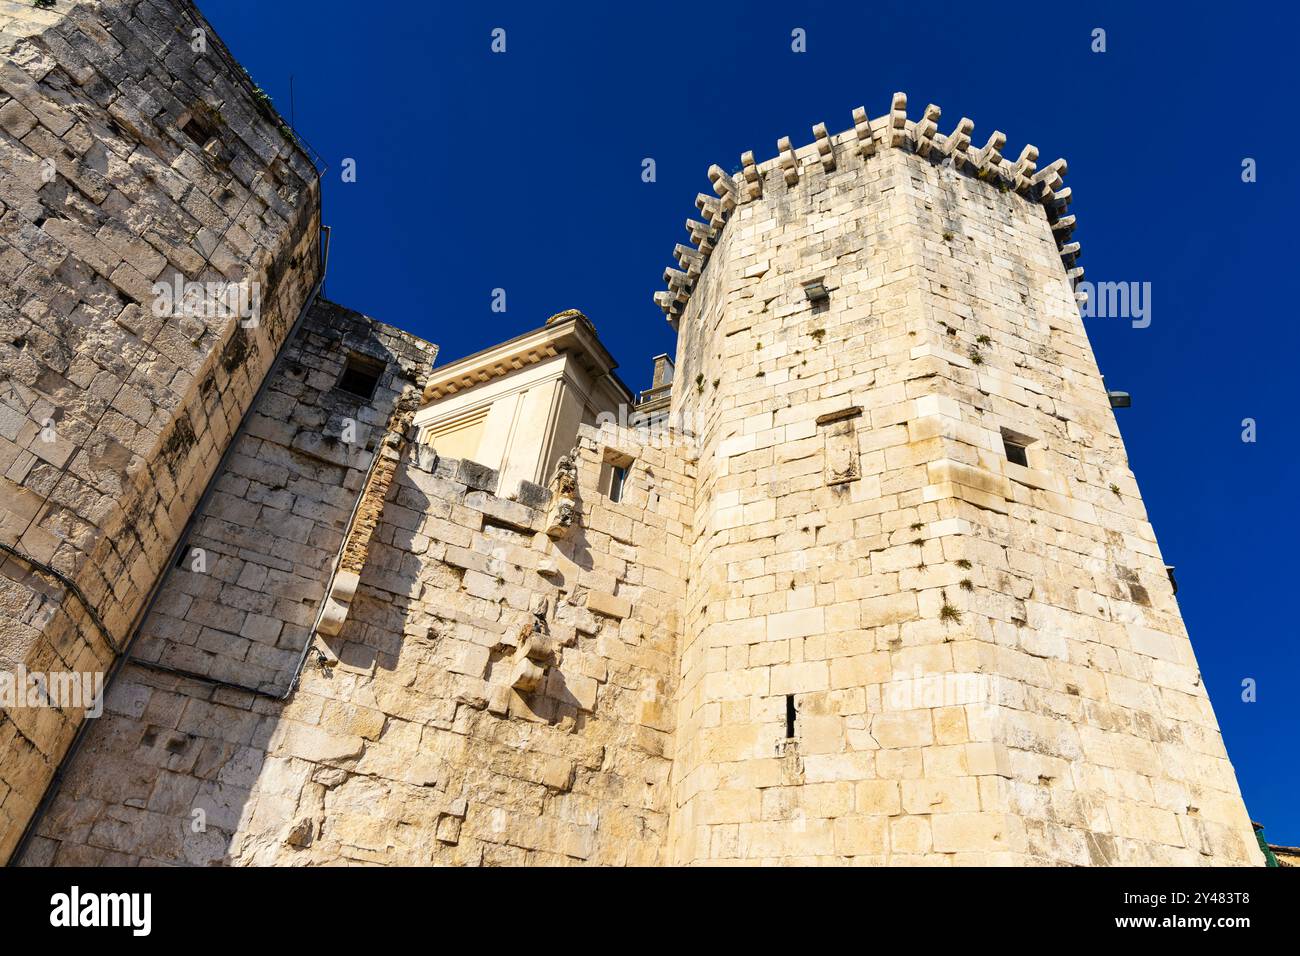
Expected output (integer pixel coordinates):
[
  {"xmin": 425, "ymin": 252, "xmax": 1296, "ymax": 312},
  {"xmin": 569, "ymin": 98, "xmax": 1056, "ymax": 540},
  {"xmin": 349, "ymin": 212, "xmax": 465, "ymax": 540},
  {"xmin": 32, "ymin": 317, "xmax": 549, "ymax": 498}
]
[
  {"xmin": 0, "ymin": 0, "xmax": 1260, "ymax": 866},
  {"xmin": 654, "ymin": 97, "xmax": 1259, "ymax": 865},
  {"xmin": 0, "ymin": 0, "xmax": 325, "ymax": 860}
]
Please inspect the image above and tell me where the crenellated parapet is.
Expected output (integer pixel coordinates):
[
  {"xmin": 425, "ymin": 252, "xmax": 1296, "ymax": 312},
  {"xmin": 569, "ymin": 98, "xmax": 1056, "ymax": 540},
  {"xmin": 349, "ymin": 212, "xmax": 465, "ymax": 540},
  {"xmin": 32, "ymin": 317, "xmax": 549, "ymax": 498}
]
[{"xmin": 653, "ymin": 92, "xmax": 1082, "ymax": 326}]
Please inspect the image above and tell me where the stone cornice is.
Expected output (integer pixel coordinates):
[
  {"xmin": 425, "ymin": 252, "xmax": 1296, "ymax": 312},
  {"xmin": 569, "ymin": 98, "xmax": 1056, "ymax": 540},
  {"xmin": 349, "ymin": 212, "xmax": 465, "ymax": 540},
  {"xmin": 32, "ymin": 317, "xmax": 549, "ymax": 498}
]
[{"xmin": 420, "ymin": 311, "xmax": 632, "ymax": 406}]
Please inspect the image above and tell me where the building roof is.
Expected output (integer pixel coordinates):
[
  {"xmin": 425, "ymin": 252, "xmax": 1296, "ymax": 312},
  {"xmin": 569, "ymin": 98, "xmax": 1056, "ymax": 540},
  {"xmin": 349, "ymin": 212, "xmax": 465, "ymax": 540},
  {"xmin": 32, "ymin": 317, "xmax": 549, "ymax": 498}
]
[{"xmin": 419, "ymin": 310, "xmax": 633, "ymax": 405}]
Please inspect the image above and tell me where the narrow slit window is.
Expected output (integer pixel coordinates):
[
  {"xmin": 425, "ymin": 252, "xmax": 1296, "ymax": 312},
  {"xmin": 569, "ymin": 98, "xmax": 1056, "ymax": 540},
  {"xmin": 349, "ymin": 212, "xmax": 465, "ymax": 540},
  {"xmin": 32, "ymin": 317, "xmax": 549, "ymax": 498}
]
[
  {"xmin": 785, "ymin": 694, "xmax": 796, "ymax": 738},
  {"xmin": 602, "ymin": 449, "xmax": 635, "ymax": 503},
  {"xmin": 608, "ymin": 464, "xmax": 628, "ymax": 503},
  {"xmin": 336, "ymin": 354, "xmax": 385, "ymax": 399}
]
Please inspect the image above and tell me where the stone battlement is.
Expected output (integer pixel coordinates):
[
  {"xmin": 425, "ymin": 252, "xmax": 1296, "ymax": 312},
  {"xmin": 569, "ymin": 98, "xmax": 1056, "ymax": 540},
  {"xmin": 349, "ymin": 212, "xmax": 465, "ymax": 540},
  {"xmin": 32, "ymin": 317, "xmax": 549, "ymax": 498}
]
[{"xmin": 656, "ymin": 92, "xmax": 1077, "ymax": 326}]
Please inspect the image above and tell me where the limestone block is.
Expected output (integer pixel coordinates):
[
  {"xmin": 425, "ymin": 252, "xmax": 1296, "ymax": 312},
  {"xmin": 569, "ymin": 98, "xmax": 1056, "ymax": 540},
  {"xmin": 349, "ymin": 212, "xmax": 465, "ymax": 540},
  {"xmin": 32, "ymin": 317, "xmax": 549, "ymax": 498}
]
[
  {"xmin": 833, "ymin": 816, "xmax": 889, "ymax": 855},
  {"xmin": 855, "ymin": 780, "xmax": 902, "ymax": 816},
  {"xmin": 902, "ymin": 779, "xmax": 980, "ymax": 814},
  {"xmin": 890, "ymin": 816, "xmax": 932, "ymax": 854},
  {"xmin": 448, "ymin": 642, "xmax": 490, "ymax": 679},
  {"xmin": 271, "ymin": 722, "xmax": 365, "ymax": 765},
  {"xmin": 546, "ymin": 667, "xmax": 598, "ymax": 712},
  {"xmin": 587, "ymin": 590, "xmax": 631, "ymax": 620},
  {"xmin": 766, "ymin": 607, "xmax": 824, "ymax": 641},
  {"xmin": 511, "ymin": 658, "xmax": 544, "ymax": 693},
  {"xmin": 465, "ymin": 491, "xmax": 539, "ymax": 532},
  {"xmin": 540, "ymin": 757, "xmax": 575, "ymax": 791},
  {"xmin": 930, "ymin": 812, "xmax": 1027, "ymax": 854},
  {"xmin": 872, "ymin": 711, "xmax": 934, "ymax": 749},
  {"xmin": 316, "ymin": 596, "xmax": 348, "ymax": 637},
  {"xmin": 435, "ymin": 813, "xmax": 463, "ymax": 845}
]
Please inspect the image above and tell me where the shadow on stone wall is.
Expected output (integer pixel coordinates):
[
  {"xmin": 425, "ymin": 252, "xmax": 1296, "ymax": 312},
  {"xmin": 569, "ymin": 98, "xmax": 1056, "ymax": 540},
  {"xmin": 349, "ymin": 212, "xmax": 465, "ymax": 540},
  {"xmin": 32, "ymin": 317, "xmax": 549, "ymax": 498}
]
[{"xmin": 16, "ymin": 300, "xmax": 436, "ymax": 865}]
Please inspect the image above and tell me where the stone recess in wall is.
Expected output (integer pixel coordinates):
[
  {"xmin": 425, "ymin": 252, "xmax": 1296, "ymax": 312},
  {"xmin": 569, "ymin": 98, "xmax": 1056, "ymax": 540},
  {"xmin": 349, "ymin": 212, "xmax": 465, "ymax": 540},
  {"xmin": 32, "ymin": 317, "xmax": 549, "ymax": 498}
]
[{"xmin": 817, "ymin": 406, "xmax": 862, "ymax": 486}]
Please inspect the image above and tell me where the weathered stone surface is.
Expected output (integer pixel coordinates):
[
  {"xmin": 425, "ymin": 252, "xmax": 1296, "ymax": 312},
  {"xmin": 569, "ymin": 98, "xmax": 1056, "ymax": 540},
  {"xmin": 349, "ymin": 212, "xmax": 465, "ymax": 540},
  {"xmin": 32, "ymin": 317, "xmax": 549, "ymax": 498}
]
[
  {"xmin": 586, "ymin": 591, "xmax": 631, "ymax": 620},
  {"xmin": 3, "ymin": 7, "xmax": 1259, "ymax": 868},
  {"xmin": 658, "ymin": 106, "xmax": 1258, "ymax": 866},
  {"xmin": 0, "ymin": 0, "xmax": 323, "ymax": 860}
]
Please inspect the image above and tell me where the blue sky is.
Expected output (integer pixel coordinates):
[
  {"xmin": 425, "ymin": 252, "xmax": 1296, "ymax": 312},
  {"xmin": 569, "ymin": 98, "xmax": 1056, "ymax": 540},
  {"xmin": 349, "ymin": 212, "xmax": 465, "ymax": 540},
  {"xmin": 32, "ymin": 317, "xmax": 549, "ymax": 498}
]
[{"xmin": 202, "ymin": 0, "xmax": 1299, "ymax": 843}]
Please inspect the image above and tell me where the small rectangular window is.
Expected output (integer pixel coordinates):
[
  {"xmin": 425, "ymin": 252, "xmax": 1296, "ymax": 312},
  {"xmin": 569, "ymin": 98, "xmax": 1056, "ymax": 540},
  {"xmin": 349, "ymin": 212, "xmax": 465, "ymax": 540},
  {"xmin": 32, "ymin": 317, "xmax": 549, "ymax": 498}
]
[
  {"xmin": 608, "ymin": 464, "xmax": 628, "ymax": 503},
  {"xmin": 336, "ymin": 354, "xmax": 385, "ymax": 399},
  {"xmin": 785, "ymin": 694, "xmax": 797, "ymax": 738},
  {"xmin": 602, "ymin": 448, "xmax": 634, "ymax": 503},
  {"xmin": 178, "ymin": 113, "xmax": 216, "ymax": 149},
  {"xmin": 1000, "ymin": 427, "xmax": 1035, "ymax": 468}
]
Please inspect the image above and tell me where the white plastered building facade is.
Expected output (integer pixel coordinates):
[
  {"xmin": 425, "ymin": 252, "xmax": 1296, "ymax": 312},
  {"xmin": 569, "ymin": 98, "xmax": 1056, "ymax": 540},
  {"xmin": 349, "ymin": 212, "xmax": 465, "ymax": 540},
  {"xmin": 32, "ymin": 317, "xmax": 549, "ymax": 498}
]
[{"xmin": 414, "ymin": 310, "xmax": 633, "ymax": 495}]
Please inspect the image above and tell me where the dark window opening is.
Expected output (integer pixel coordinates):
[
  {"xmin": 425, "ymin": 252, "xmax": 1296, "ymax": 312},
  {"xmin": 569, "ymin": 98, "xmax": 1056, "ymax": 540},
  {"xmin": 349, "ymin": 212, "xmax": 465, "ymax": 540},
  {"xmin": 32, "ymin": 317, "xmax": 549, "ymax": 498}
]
[
  {"xmin": 785, "ymin": 694, "xmax": 796, "ymax": 738},
  {"xmin": 179, "ymin": 114, "xmax": 215, "ymax": 149},
  {"xmin": 1003, "ymin": 436, "xmax": 1029, "ymax": 467},
  {"xmin": 609, "ymin": 464, "xmax": 628, "ymax": 503},
  {"xmin": 336, "ymin": 354, "xmax": 385, "ymax": 399},
  {"xmin": 602, "ymin": 450, "xmax": 635, "ymax": 502}
]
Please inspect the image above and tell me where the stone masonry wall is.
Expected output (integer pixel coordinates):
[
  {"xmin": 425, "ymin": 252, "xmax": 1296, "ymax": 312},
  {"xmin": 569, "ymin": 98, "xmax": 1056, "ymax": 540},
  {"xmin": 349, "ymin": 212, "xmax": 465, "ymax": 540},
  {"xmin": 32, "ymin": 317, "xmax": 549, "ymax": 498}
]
[
  {"xmin": 0, "ymin": 0, "xmax": 322, "ymax": 859},
  {"xmin": 3, "ymin": 2, "xmax": 1258, "ymax": 868},
  {"xmin": 127, "ymin": 299, "xmax": 434, "ymax": 691},
  {"xmin": 904, "ymin": 141, "xmax": 1259, "ymax": 866},
  {"xmin": 19, "ymin": 297, "xmax": 434, "ymax": 864},
  {"xmin": 233, "ymin": 427, "xmax": 692, "ymax": 865},
  {"xmin": 667, "ymin": 128, "xmax": 935, "ymax": 864},
  {"xmin": 21, "ymin": 404, "xmax": 692, "ymax": 864},
  {"xmin": 661, "ymin": 108, "xmax": 1259, "ymax": 865}
]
